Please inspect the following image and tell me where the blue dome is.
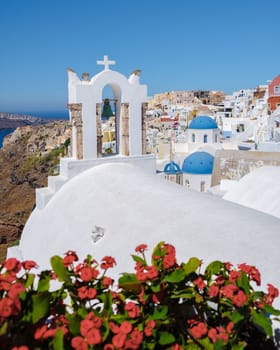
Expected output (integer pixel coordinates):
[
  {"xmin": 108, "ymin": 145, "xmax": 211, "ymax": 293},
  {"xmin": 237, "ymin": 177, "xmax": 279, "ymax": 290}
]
[
  {"xmin": 189, "ymin": 115, "xmax": 218, "ymax": 129},
  {"xmin": 163, "ymin": 161, "xmax": 182, "ymax": 174},
  {"xmin": 182, "ymin": 152, "xmax": 214, "ymax": 174}
]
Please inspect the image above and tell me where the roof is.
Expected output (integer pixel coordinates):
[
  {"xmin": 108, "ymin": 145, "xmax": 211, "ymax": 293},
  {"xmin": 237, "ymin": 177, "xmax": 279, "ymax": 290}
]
[
  {"xmin": 223, "ymin": 166, "xmax": 280, "ymax": 219},
  {"xmin": 163, "ymin": 161, "xmax": 182, "ymax": 174},
  {"xmin": 189, "ymin": 115, "xmax": 218, "ymax": 129},
  {"xmin": 17, "ymin": 162, "xmax": 280, "ymax": 308},
  {"xmin": 182, "ymin": 151, "xmax": 214, "ymax": 174}
]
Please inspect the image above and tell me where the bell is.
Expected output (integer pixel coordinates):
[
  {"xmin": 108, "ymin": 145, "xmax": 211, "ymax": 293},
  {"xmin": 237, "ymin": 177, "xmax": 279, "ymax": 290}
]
[{"xmin": 102, "ymin": 98, "xmax": 114, "ymax": 120}]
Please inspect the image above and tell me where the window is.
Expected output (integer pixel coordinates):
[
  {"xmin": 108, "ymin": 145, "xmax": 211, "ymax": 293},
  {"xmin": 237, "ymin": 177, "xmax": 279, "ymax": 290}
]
[
  {"xmin": 192, "ymin": 133, "xmax": 195, "ymax": 142},
  {"xmin": 274, "ymin": 85, "xmax": 280, "ymax": 95},
  {"xmin": 215, "ymin": 134, "xmax": 218, "ymax": 143},
  {"xmin": 203, "ymin": 134, "xmax": 208, "ymax": 143},
  {"xmin": 185, "ymin": 179, "xmax": 190, "ymax": 188}
]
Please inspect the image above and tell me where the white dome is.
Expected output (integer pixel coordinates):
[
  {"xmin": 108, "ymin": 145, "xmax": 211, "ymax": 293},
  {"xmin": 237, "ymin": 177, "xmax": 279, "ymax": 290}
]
[{"xmin": 19, "ymin": 163, "xmax": 280, "ymax": 302}]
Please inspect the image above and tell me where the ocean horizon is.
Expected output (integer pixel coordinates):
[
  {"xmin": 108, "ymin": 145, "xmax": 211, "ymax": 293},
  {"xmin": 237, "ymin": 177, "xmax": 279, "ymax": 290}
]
[{"xmin": 0, "ymin": 110, "xmax": 69, "ymax": 148}]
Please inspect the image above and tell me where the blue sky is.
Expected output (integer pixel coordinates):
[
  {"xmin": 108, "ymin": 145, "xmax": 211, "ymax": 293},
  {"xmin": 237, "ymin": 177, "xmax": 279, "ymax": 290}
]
[{"xmin": 0, "ymin": 0, "xmax": 279, "ymax": 116}]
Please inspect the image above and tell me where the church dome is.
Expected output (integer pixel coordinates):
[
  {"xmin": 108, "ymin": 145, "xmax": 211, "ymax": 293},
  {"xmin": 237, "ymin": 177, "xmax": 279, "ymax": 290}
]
[
  {"xmin": 163, "ymin": 161, "xmax": 182, "ymax": 174},
  {"xmin": 189, "ymin": 115, "xmax": 218, "ymax": 129},
  {"xmin": 182, "ymin": 151, "xmax": 214, "ymax": 174}
]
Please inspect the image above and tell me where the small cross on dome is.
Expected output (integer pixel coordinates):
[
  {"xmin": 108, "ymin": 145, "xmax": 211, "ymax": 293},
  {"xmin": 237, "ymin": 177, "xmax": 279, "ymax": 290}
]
[{"xmin": 97, "ymin": 55, "xmax": 116, "ymax": 70}]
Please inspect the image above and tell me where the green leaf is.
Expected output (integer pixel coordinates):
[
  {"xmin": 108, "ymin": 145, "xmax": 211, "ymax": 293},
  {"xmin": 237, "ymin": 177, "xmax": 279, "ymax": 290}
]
[
  {"xmin": 151, "ymin": 241, "xmax": 166, "ymax": 265},
  {"xmin": 118, "ymin": 273, "xmax": 141, "ymax": 293},
  {"xmin": 37, "ymin": 271, "xmax": 51, "ymax": 292},
  {"xmin": 53, "ymin": 329, "xmax": 64, "ymax": 350},
  {"xmin": 31, "ymin": 292, "xmax": 51, "ymax": 323},
  {"xmin": 131, "ymin": 254, "xmax": 146, "ymax": 265},
  {"xmin": 231, "ymin": 310, "xmax": 245, "ymax": 324},
  {"xmin": 151, "ymin": 284, "xmax": 161, "ymax": 293},
  {"xmin": 159, "ymin": 331, "xmax": 175, "ymax": 345},
  {"xmin": 99, "ymin": 291, "xmax": 113, "ymax": 314},
  {"xmin": 24, "ymin": 273, "xmax": 35, "ymax": 289},
  {"xmin": 264, "ymin": 305, "xmax": 280, "ymax": 316},
  {"xmin": 252, "ymin": 309, "xmax": 272, "ymax": 336},
  {"xmin": 186, "ymin": 344, "xmax": 201, "ymax": 350},
  {"xmin": 232, "ymin": 342, "xmax": 246, "ymax": 350},
  {"xmin": 67, "ymin": 313, "xmax": 81, "ymax": 335},
  {"xmin": 0, "ymin": 321, "xmax": 8, "ymax": 336},
  {"xmin": 163, "ymin": 269, "xmax": 186, "ymax": 283},
  {"xmin": 182, "ymin": 257, "xmax": 201, "ymax": 275},
  {"xmin": 152, "ymin": 305, "xmax": 168, "ymax": 320},
  {"xmin": 205, "ymin": 261, "xmax": 224, "ymax": 277},
  {"xmin": 50, "ymin": 256, "xmax": 71, "ymax": 283},
  {"xmin": 170, "ymin": 292, "xmax": 194, "ymax": 299},
  {"xmin": 196, "ymin": 337, "xmax": 214, "ymax": 350},
  {"xmin": 236, "ymin": 272, "xmax": 250, "ymax": 295}
]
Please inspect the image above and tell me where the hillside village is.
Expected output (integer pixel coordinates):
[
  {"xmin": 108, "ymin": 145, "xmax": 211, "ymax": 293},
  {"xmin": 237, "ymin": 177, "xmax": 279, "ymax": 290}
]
[{"xmin": 1, "ymin": 67, "xmax": 280, "ymax": 260}]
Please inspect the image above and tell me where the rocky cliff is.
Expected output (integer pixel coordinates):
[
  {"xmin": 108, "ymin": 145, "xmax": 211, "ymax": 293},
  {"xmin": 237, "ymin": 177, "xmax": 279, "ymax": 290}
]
[
  {"xmin": 0, "ymin": 112, "xmax": 52, "ymax": 129},
  {"xmin": 0, "ymin": 121, "xmax": 71, "ymax": 253}
]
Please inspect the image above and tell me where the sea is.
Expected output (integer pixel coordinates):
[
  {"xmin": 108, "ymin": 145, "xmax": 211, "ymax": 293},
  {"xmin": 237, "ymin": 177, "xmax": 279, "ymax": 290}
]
[{"xmin": 0, "ymin": 110, "xmax": 69, "ymax": 148}]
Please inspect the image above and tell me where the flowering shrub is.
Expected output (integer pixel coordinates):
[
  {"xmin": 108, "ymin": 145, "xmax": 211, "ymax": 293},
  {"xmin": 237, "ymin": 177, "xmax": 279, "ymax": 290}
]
[{"xmin": 0, "ymin": 242, "xmax": 279, "ymax": 349}]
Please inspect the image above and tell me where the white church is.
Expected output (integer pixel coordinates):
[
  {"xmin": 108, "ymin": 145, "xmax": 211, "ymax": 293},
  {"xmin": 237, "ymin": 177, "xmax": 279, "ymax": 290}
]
[{"xmin": 10, "ymin": 56, "xmax": 280, "ymax": 308}]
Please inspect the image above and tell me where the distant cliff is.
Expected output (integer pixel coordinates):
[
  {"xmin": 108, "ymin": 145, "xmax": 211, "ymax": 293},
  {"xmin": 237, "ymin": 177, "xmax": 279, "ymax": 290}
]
[
  {"xmin": 0, "ymin": 112, "xmax": 53, "ymax": 129},
  {"xmin": 0, "ymin": 121, "xmax": 71, "ymax": 252}
]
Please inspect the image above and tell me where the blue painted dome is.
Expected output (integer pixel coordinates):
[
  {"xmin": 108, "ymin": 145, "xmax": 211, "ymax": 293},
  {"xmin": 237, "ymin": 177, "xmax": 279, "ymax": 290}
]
[
  {"xmin": 163, "ymin": 161, "xmax": 182, "ymax": 174},
  {"xmin": 182, "ymin": 152, "xmax": 214, "ymax": 174},
  {"xmin": 189, "ymin": 115, "xmax": 218, "ymax": 129}
]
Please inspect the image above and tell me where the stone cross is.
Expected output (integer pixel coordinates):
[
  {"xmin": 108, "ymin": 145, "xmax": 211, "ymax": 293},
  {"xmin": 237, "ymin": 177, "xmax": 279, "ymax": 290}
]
[{"xmin": 97, "ymin": 55, "xmax": 116, "ymax": 70}]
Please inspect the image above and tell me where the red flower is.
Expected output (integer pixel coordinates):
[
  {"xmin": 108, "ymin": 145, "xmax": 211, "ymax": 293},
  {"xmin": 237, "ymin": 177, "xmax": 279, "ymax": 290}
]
[
  {"xmin": 120, "ymin": 321, "xmax": 133, "ymax": 334},
  {"xmin": 71, "ymin": 336, "xmax": 88, "ymax": 350},
  {"xmin": 22, "ymin": 260, "xmax": 37, "ymax": 270},
  {"xmin": 194, "ymin": 276, "xmax": 206, "ymax": 290},
  {"xmin": 233, "ymin": 290, "xmax": 247, "ymax": 307},
  {"xmin": 102, "ymin": 276, "xmax": 113, "ymax": 287},
  {"xmin": 3, "ymin": 258, "xmax": 22, "ymax": 273},
  {"xmin": 112, "ymin": 332, "xmax": 126, "ymax": 348},
  {"xmin": 125, "ymin": 302, "xmax": 140, "ymax": 318},
  {"xmin": 80, "ymin": 319, "xmax": 94, "ymax": 336},
  {"xmin": 129, "ymin": 327, "xmax": 143, "ymax": 346},
  {"xmin": 220, "ymin": 284, "xmax": 238, "ymax": 298},
  {"xmin": 34, "ymin": 325, "xmax": 48, "ymax": 340},
  {"xmin": 146, "ymin": 265, "xmax": 158, "ymax": 280},
  {"xmin": 79, "ymin": 266, "xmax": 99, "ymax": 282},
  {"xmin": 190, "ymin": 322, "xmax": 207, "ymax": 339},
  {"xmin": 229, "ymin": 270, "xmax": 241, "ymax": 283},
  {"xmin": 86, "ymin": 328, "xmax": 102, "ymax": 345},
  {"xmin": 78, "ymin": 286, "xmax": 88, "ymax": 300},
  {"xmin": 0, "ymin": 276, "xmax": 10, "ymax": 291},
  {"xmin": 8, "ymin": 283, "xmax": 25, "ymax": 299},
  {"xmin": 87, "ymin": 287, "xmax": 97, "ymax": 299},
  {"xmin": 104, "ymin": 345, "xmax": 114, "ymax": 350},
  {"xmin": 101, "ymin": 256, "xmax": 116, "ymax": 270},
  {"xmin": 0, "ymin": 297, "xmax": 14, "ymax": 318},
  {"xmin": 265, "ymin": 283, "xmax": 279, "ymax": 305},
  {"xmin": 226, "ymin": 321, "xmax": 234, "ymax": 334},
  {"xmin": 208, "ymin": 328, "xmax": 217, "ymax": 343},
  {"xmin": 238, "ymin": 263, "xmax": 261, "ymax": 286},
  {"xmin": 224, "ymin": 262, "xmax": 233, "ymax": 271},
  {"xmin": 144, "ymin": 319, "xmax": 156, "ymax": 336},
  {"xmin": 163, "ymin": 253, "xmax": 176, "ymax": 269},
  {"xmin": 91, "ymin": 316, "xmax": 102, "ymax": 329},
  {"xmin": 216, "ymin": 326, "xmax": 229, "ymax": 342},
  {"xmin": 171, "ymin": 345, "xmax": 183, "ymax": 350},
  {"xmin": 109, "ymin": 321, "xmax": 120, "ymax": 334},
  {"xmin": 208, "ymin": 284, "xmax": 219, "ymax": 297},
  {"xmin": 135, "ymin": 244, "xmax": 147, "ymax": 253},
  {"xmin": 11, "ymin": 347, "xmax": 29, "ymax": 350},
  {"xmin": 215, "ymin": 275, "xmax": 225, "ymax": 286}
]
